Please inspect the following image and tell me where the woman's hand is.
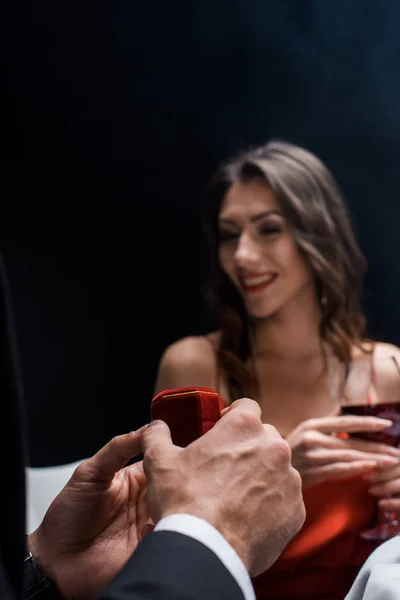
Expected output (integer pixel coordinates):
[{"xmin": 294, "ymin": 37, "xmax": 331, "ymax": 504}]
[
  {"xmin": 286, "ymin": 415, "xmax": 400, "ymax": 488},
  {"xmin": 364, "ymin": 463, "xmax": 400, "ymax": 511}
]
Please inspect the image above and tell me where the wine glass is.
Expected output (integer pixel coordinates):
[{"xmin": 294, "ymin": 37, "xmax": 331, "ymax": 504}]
[{"xmin": 341, "ymin": 353, "xmax": 400, "ymax": 541}]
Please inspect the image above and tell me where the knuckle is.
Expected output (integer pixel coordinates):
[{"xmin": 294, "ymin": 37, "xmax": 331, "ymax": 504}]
[
  {"xmin": 145, "ymin": 420, "xmax": 167, "ymax": 435},
  {"xmin": 141, "ymin": 420, "xmax": 168, "ymax": 446},
  {"xmin": 143, "ymin": 441, "xmax": 162, "ymax": 463},
  {"xmin": 341, "ymin": 451, "xmax": 355, "ymax": 462},
  {"xmin": 298, "ymin": 500, "xmax": 306, "ymax": 526},
  {"xmin": 301, "ymin": 430, "xmax": 317, "ymax": 448},
  {"xmin": 108, "ymin": 435, "xmax": 121, "ymax": 450},
  {"xmin": 290, "ymin": 465, "xmax": 303, "ymax": 491},
  {"xmin": 271, "ymin": 438, "xmax": 292, "ymax": 464},
  {"xmin": 237, "ymin": 397, "xmax": 260, "ymax": 410},
  {"xmin": 295, "ymin": 489, "xmax": 306, "ymax": 515},
  {"xmin": 142, "ymin": 443, "xmax": 164, "ymax": 474},
  {"xmin": 263, "ymin": 423, "xmax": 282, "ymax": 438},
  {"xmin": 303, "ymin": 418, "xmax": 317, "ymax": 430},
  {"xmin": 71, "ymin": 461, "xmax": 89, "ymax": 480},
  {"xmin": 230, "ymin": 410, "xmax": 261, "ymax": 433},
  {"xmin": 287, "ymin": 470, "xmax": 306, "ymax": 528}
]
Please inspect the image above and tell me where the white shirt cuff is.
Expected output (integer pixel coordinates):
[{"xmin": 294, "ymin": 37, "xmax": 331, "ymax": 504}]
[{"xmin": 154, "ymin": 513, "xmax": 256, "ymax": 600}]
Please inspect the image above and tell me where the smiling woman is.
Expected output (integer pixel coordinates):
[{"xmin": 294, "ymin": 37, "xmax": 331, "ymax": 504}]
[
  {"xmin": 217, "ymin": 178, "xmax": 313, "ymax": 322},
  {"xmin": 152, "ymin": 140, "xmax": 400, "ymax": 599}
]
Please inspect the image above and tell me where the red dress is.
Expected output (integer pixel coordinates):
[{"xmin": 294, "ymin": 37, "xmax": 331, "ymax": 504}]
[
  {"xmin": 251, "ymin": 475, "xmax": 379, "ymax": 599},
  {"xmin": 211, "ymin": 342, "xmax": 381, "ymax": 598}
]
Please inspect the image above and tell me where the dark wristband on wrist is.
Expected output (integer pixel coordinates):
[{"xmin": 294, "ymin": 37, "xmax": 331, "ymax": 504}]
[{"xmin": 24, "ymin": 536, "xmax": 61, "ymax": 600}]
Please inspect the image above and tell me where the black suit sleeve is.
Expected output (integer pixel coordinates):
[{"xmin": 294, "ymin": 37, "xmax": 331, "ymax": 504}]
[
  {"xmin": 99, "ymin": 531, "xmax": 246, "ymax": 600},
  {"xmin": 0, "ymin": 254, "xmax": 28, "ymax": 600}
]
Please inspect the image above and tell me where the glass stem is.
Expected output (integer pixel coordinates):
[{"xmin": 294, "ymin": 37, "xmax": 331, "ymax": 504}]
[{"xmin": 384, "ymin": 495, "xmax": 398, "ymax": 525}]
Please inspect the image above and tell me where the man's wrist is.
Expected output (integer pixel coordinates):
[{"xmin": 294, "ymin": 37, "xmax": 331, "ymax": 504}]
[
  {"xmin": 155, "ymin": 514, "xmax": 256, "ymax": 600},
  {"xmin": 158, "ymin": 508, "xmax": 250, "ymax": 572},
  {"xmin": 25, "ymin": 533, "xmax": 61, "ymax": 600}
]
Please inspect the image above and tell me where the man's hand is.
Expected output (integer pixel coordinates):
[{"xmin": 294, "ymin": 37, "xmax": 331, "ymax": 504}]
[
  {"xmin": 142, "ymin": 397, "xmax": 305, "ymax": 577},
  {"xmin": 28, "ymin": 431, "xmax": 153, "ymax": 600}
]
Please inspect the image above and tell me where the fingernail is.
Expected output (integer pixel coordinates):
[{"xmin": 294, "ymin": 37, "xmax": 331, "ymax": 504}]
[
  {"xmin": 368, "ymin": 486, "xmax": 379, "ymax": 495},
  {"xmin": 376, "ymin": 419, "xmax": 393, "ymax": 428},
  {"xmin": 378, "ymin": 456, "xmax": 399, "ymax": 467},
  {"xmin": 386, "ymin": 447, "xmax": 400, "ymax": 457}
]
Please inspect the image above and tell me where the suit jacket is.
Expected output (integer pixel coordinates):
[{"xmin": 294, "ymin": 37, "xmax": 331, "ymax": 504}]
[
  {"xmin": 100, "ymin": 530, "xmax": 245, "ymax": 600},
  {"xmin": 0, "ymin": 254, "xmax": 244, "ymax": 600},
  {"xmin": 0, "ymin": 255, "xmax": 27, "ymax": 600}
]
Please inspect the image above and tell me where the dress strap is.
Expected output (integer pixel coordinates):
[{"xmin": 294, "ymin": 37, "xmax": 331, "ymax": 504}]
[
  {"xmin": 340, "ymin": 361, "xmax": 351, "ymax": 398},
  {"xmin": 367, "ymin": 345, "xmax": 379, "ymax": 405},
  {"xmin": 341, "ymin": 346, "xmax": 377, "ymax": 405},
  {"xmin": 327, "ymin": 347, "xmax": 350, "ymax": 403}
]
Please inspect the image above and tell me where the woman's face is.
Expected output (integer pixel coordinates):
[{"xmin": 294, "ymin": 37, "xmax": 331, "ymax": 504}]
[{"xmin": 218, "ymin": 178, "xmax": 314, "ymax": 319}]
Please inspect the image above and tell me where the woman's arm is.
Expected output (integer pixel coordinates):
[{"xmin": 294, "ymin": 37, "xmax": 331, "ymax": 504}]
[
  {"xmin": 373, "ymin": 342, "xmax": 400, "ymax": 403},
  {"xmin": 153, "ymin": 336, "xmax": 217, "ymax": 396}
]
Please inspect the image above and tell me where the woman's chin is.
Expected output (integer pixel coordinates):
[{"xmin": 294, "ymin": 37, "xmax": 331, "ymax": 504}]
[
  {"xmin": 242, "ymin": 291, "xmax": 283, "ymax": 320},
  {"xmin": 247, "ymin": 304, "xmax": 277, "ymax": 321}
]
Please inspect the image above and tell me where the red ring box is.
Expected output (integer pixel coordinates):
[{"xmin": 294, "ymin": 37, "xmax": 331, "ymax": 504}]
[{"xmin": 151, "ymin": 386, "xmax": 224, "ymax": 447}]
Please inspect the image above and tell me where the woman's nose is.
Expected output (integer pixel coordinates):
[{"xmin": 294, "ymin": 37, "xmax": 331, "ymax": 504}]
[{"xmin": 234, "ymin": 234, "xmax": 260, "ymax": 268}]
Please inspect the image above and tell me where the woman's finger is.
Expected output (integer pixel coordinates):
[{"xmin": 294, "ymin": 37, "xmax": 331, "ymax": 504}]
[
  {"xmin": 378, "ymin": 497, "xmax": 400, "ymax": 512},
  {"xmin": 306, "ymin": 416, "xmax": 392, "ymax": 435},
  {"xmin": 305, "ymin": 448, "xmax": 398, "ymax": 468},
  {"xmin": 364, "ymin": 463, "xmax": 400, "ymax": 483},
  {"xmin": 307, "ymin": 459, "xmax": 379, "ymax": 481},
  {"xmin": 325, "ymin": 435, "xmax": 400, "ymax": 458},
  {"xmin": 369, "ymin": 479, "xmax": 400, "ymax": 497}
]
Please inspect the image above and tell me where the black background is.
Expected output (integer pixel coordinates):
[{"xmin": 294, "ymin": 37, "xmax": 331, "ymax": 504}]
[{"xmin": 3, "ymin": 1, "xmax": 400, "ymax": 465}]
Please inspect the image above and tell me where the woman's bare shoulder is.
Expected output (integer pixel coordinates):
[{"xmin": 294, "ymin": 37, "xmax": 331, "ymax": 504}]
[
  {"xmin": 370, "ymin": 342, "xmax": 400, "ymax": 401},
  {"xmin": 373, "ymin": 342, "xmax": 400, "ymax": 375},
  {"xmin": 347, "ymin": 341, "xmax": 400, "ymax": 403},
  {"xmin": 373, "ymin": 341, "xmax": 400, "ymax": 359},
  {"xmin": 159, "ymin": 332, "xmax": 220, "ymax": 364},
  {"xmin": 153, "ymin": 332, "xmax": 220, "ymax": 394},
  {"xmin": 352, "ymin": 341, "xmax": 400, "ymax": 361}
]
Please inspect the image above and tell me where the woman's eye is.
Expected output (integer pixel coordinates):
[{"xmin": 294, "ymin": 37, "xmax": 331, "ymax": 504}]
[
  {"xmin": 260, "ymin": 225, "xmax": 281, "ymax": 236},
  {"xmin": 219, "ymin": 231, "xmax": 239, "ymax": 243}
]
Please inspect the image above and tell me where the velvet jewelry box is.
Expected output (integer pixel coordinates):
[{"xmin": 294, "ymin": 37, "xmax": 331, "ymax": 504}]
[{"xmin": 151, "ymin": 386, "xmax": 224, "ymax": 447}]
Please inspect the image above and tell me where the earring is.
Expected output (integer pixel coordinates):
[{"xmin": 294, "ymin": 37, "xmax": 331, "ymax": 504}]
[{"xmin": 320, "ymin": 294, "xmax": 327, "ymax": 306}]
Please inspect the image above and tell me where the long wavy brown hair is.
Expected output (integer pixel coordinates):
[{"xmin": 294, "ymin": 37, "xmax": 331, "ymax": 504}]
[{"xmin": 202, "ymin": 140, "xmax": 368, "ymax": 400}]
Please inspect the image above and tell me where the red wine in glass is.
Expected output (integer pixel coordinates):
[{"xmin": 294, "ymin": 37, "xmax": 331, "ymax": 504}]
[{"xmin": 341, "ymin": 402, "xmax": 400, "ymax": 540}]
